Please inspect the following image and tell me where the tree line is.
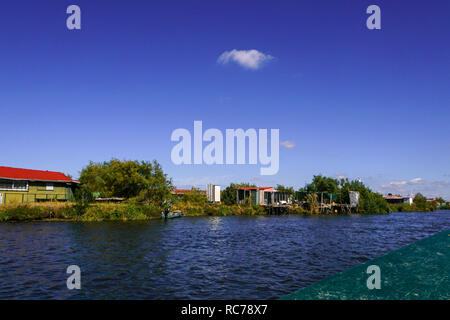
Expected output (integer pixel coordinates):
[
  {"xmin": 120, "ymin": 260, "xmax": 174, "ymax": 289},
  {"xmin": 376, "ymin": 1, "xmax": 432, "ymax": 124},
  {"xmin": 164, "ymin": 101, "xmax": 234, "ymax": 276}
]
[
  {"xmin": 76, "ymin": 159, "xmax": 173, "ymax": 207},
  {"xmin": 76, "ymin": 160, "xmax": 447, "ymax": 214}
]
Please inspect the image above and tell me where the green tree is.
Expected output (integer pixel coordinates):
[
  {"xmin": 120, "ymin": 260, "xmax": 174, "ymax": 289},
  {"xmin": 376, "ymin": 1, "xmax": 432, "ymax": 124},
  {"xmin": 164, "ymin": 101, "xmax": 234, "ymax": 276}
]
[
  {"xmin": 79, "ymin": 159, "xmax": 173, "ymax": 206},
  {"xmin": 306, "ymin": 193, "xmax": 319, "ymax": 214},
  {"xmin": 298, "ymin": 176, "xmax": 389, "ymax": 214},
  {"xmin": 413, "ymin": 193, "xmax": 429, "ymax": 211},
  {"xmin": 181, "ymin": 188, "xmax": 208, "ymax": 205},
  {"xmin": 432, "ymin": 197, "xmax": 446, "ymax": 209},
  {"xmin": 221, "ymin": 183, "xmax": 256, "ymax": 205},
  {"xmin": 300, "ymin": 175, "xmax": 340, "ymax": 194},
  {"xmin": 276, "ymin": 184, "xmax": 295, "ymax": 201}
]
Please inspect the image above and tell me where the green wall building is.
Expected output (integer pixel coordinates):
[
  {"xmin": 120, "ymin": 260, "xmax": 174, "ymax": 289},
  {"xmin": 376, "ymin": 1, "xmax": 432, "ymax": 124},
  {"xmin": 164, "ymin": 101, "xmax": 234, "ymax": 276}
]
[{"xmin": 0, "ymin": 166, "xmax": 78, "ymax": 204}]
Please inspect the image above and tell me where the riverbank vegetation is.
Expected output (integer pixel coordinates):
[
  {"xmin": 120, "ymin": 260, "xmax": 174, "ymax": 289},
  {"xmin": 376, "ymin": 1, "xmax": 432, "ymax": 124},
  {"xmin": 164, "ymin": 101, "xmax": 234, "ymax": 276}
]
[
  {"xmin": 0, "ymin": 199, "xmax": 272, "ymax": 222},
  {"xmin": 0, "ymin": 202, "xmax": 162, "ymax": 222},
  {"xmin": 388, "ymin": 193, "xmax": 447, "ymax": 212},
  {"xmin": 298, "ymin": 175, "xmax": 391, "ymax": 214},
  {"xmin": 77, "ymin": 159, "xmax": 173, "ymax": 206},
  {"xmin": 0, "ymin": 159, "xmax": 448, "ymax": 222}
]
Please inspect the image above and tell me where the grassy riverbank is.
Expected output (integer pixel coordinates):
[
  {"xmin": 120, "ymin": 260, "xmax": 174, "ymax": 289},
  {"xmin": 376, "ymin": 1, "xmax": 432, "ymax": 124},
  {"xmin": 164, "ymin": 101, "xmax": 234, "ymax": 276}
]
[
  {"xmin": 2, "ymin": 160, "xmax": 446, "ymax": 222},
  {"xmin": 0, "ymin": 201, "xmax": 309, "ymax": 222},
  {"xmin": 0, "ymin": 202, "xmax": 159, "ymax": 222},
  {"xmin": 1, "ymin": 201, "xmax": 446, "ymax": 223},
  {"xmin": 388, "ymin": 192, "xmax": 448, "ymax": 212}
]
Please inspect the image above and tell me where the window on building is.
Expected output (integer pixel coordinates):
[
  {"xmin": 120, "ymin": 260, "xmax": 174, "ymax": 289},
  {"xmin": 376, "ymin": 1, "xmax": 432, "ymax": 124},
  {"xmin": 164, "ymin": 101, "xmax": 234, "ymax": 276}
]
[
  {"xmin": 0, "ymin": 181, "xmax": 28, "ymax": 191},
  {"xmin": 0, "ymin": 182, "xmax": 13, "ymax": 190},
  {"xmin": 13, "ymin": 181, "xmax": 27, "ymax": 191},
  {"xmin": 46, "ymin": 183, "xmax": 54, "ymax": 191}
]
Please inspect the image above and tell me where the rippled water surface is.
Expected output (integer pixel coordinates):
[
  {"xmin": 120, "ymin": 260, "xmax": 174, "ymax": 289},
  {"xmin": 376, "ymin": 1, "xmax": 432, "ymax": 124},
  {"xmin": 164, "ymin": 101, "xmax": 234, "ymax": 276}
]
[{"xmin": 0, "ymin": 211, "xmax": 449, "ymax": 299}]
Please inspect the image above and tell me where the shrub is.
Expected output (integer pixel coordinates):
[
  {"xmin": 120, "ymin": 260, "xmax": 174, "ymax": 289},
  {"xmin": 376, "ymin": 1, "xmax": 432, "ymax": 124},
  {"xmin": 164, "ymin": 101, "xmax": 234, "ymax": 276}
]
[{"xmin": 0, "ymin": 202, "xmax": 76, "ymax": 222}]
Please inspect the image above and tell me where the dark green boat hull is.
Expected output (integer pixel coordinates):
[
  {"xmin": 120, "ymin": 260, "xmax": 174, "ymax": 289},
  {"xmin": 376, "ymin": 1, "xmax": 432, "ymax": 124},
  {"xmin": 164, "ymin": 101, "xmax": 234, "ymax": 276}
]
[{"xmin": 161, "ymin": 211, "xmax": 182, "ymax": 219}]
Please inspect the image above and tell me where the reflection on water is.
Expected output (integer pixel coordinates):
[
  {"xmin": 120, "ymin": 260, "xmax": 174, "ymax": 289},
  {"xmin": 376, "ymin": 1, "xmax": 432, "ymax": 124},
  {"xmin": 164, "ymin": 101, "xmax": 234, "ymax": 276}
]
[{"xmin": 0, "ymin": 211, "xmax": 449, "ymax": 299}]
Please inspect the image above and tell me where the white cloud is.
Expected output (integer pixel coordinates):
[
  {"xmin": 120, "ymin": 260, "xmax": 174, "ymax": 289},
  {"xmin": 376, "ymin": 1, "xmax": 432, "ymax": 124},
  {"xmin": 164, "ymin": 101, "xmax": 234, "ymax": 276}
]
[
  {"xmin": 383, "ymin": 181, "xmax": 407, "ymax": 188},
  {"xmin": 280, "ymin": 140, "xmax": 295, "ymax": 149},
  {"xmin": 379, "ymin": 177, "xmax": 450, "ymax": 199},
  {"xmin": 381, "ymin": 177, "xmax": 426, "ymax": 189},
  {"xmin": 217, "ymin": 49, "xmax": 274, "ymax": 70},
  {"xmin": 409, "ymin": 178, "xmax": 426, "ymax": 184}
]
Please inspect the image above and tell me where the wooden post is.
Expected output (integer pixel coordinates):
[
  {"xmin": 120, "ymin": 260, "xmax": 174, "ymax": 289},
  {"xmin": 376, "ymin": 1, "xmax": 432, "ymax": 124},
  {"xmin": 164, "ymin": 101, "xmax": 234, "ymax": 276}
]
[{"xmin": 321, "ymin": 192, "xmax": 323, "ymax": 213}]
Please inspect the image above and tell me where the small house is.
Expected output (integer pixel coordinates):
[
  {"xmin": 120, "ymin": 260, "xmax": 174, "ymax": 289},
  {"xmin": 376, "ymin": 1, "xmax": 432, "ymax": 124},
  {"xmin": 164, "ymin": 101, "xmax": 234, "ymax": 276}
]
[
  {"xmin": 236, "ymin": 187, "xmax": 290, "ymax": 205},
  {"xmin": 0, "ymin": 166, "xmax": 79, "ymax": 204},
  {"xmin": 383, "ymin": 194, "xmax": 413, "ymax": 205}
]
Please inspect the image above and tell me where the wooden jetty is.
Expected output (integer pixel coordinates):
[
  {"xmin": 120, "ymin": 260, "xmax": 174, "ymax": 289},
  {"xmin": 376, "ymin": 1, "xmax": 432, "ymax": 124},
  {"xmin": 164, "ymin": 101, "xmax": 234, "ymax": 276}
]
[{"xmin": 265, "ymin": 205, "xmax": 289, "ymax": 215}]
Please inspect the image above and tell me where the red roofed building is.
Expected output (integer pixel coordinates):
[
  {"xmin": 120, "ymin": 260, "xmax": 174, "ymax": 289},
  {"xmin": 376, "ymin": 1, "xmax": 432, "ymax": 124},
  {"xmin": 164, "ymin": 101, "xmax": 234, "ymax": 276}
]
[
  {"xmin": 171, "ymin": 188, "xmax": 206, "ymax": 195},
  {"xmin": 235, "ymin": 187, "xmax": 290, "ymax": 205},
  {"xmin": 383, "ymin": 194, "xmax": 413, "ymax": 205},
  {"xmin": 0, "ymin": 166, "xmax": 79, "ymax": 204}
]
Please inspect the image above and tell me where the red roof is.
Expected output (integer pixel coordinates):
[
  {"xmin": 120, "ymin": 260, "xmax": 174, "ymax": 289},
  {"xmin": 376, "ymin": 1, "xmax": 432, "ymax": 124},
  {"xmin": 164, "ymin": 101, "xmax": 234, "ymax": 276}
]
[
  {"xmin": 0, "ymin": 166, "xmax": 78, "ymax": 183},
  {"xmin": 172, "ymin": 188, "xmax": 206, "ymax": 194},
  {"xmin": 383, "ymin": 195, "xmax": 409, "ymax": 200},
  {"xmin": 236, "ymin": 187, "xmax": 274, "ymax": 190}
]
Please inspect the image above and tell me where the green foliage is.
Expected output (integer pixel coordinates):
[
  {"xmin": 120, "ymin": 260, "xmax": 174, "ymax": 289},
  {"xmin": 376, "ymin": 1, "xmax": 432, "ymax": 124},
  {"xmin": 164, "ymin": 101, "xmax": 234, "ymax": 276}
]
[
  {"xmin": 305, "ymin": 193, "xmax": 319, "ymax": 214},
  {"xmin": 73, "ymin": 184, "xmax": 94, "ymax": 204},
  {"xmin": 357, "ymin": 190, "xmax": 389, "ymax": 214},
  {"xmin": 300, "ymin": 175, "xmax": 340, "ymax": 194},
  {"xmin": 389, "ymin": 202, "xmax": 414, "ymax": 212},
  {"xmin": 0, "ymin": 202, "xmax": 163, "ymax": 222},
  {"xmin": 79, "ymin": 159, "xmax": 173, "ymax": 207},
  {"xmin": 390, "ymin": 193, "xmax": 435, "ymax": 212},
  {"xmin": 200, "ymin": 204, "xmax": 265, "ymax": 216},
  {"xmin": 180, "ymin": 189, "xmax": 208, "ymax": 205},
  {"xmin": 288, "ymin": 205, "xmax": 306, "ymax": 215},
  {"xmin": 0, "ymin": 202, "xmax": 81, "ymax": 222},
  {"xmin": 298, "ymin": 176, "xmax": 389, "ymax": 214},
  {"xmin": 276, "ymin": 184, "xmax": 295, "ymax": 200},
  {"xmin": 338, "ymin": 179, "xmax": 389, "ymax": 214},
  {"xmin": 217, "ymin": 205, "xmax": 234, "ymax": 216},
  {"xmin": 221, "ymin": 183, "xmax": 256, "ymax": 205},
  {"xmin": 82, "ymin": 203, "xmax": 160, "ymax": 221},
  {"xmin": 413, "ymin": 193, "xmax": 430, "ymax": 211},
  {"xmin": 337, "ymin": 179, "xmax": 366, "ymax": 204},
  {"xmin": 432, "ymin": 197, "xmax": 449, "ymax": 210},
  {"xmin": 171, "ymin": 188, "xmax": 208, "ymax": 215}
]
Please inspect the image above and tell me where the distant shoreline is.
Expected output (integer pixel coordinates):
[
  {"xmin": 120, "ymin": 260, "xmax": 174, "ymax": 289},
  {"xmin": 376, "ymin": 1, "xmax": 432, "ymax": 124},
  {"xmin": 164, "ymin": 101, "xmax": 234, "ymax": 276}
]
[{"xmin": 0, "ymin": 202, "xmax": 448, "ymax": 223}]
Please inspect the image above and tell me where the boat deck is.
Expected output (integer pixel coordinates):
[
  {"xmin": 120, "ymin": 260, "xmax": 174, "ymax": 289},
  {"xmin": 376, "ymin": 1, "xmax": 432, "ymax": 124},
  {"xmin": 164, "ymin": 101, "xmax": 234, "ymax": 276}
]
[{"xmin": 280, "ymin": 229, "xmax": 450, "ymax": 300}]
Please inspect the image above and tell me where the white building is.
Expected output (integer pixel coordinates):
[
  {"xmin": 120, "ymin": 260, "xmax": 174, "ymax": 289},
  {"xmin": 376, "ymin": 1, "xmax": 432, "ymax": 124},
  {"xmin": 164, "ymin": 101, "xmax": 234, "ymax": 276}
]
[{"xmin": 207, "ymin": 184, "xmax": 221, "ymax": 203}]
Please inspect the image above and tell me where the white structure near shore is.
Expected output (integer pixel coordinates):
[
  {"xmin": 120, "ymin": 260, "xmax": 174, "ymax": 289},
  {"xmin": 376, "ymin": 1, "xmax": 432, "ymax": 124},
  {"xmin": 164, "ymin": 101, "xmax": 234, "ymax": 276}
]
[{"xmin": 207, "ymin": 184, "xmax": 221, "ymax": 203}]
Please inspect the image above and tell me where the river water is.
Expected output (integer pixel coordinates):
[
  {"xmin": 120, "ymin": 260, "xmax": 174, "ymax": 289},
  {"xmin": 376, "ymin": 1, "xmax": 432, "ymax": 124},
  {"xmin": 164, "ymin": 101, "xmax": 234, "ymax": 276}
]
[{"xmin": 0, "ymin": 211, "xmax": 449, "ymax": 299}]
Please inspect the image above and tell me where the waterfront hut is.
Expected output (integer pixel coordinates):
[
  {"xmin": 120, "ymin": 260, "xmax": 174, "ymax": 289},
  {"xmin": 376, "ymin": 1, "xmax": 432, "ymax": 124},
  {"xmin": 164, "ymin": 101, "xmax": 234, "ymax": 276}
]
[
  {"xmin": 235, "ymin": 187, "xmax": 290, "ymax": 206},
  {"xmin": 295, "ymin": 191, "xmax": 339, "ymax": 204},
  {"xmin": 383, "ymin": 194, "xmax": 413, "ymax": 205},
  {"xmin": 0, "ymin": 166, "xmax": 79, "ymax": 204}
]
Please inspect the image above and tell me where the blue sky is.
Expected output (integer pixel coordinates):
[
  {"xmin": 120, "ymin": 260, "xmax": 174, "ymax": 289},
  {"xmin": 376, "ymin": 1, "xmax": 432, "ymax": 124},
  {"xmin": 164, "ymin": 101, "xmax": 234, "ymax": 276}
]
[{"xmin": 1, "ymin": 0, "xmax": 449, "ymax": 198}]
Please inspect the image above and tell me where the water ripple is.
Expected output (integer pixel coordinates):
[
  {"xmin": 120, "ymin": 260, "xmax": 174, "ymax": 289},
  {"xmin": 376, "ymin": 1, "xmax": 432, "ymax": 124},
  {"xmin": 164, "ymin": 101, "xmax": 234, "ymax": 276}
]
[{"xmin": 0, "ymin": 211, "xmax": 449, "ymax": 299}]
